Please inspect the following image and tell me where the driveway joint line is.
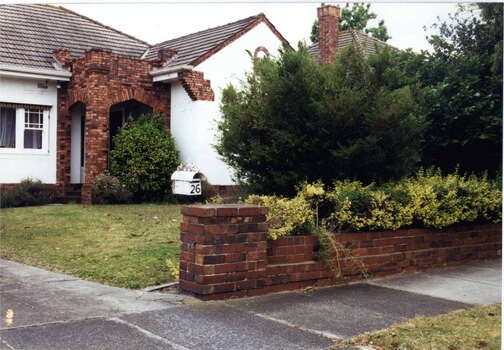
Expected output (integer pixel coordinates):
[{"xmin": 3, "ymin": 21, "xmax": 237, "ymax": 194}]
[
  {"xmin": 0, "ymin": 336, "xmax": 15, "ymax": 350},
  {"xmin": 366, "ymin": 282, "xmax": 477, "ymax": 306},
  {"xmin": 223, "ymin": 301, "xmax": 342, "ymax": 341},
  {"xmin": 110, "ymin": 317, "xmax": 191, "ymax": 350},
  {"xmin": 423, "ymin": 273, "xmax": 502, "ymax": 287}
]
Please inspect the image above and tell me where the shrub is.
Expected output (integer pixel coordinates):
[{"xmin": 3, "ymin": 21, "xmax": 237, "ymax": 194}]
[
  {"xmin": 0, "ymin": 178, "xmax": 53, "ymax": 208},
  {"xmin": 110, "ymin": 113, "xmax": 179, "ymax": 201},
  {"xmin": 324, "ymin": 170, "xmax": 502, "ymax": 231},
  {"xmin": 247, "ymin": 170, "xmax": 502, "ymax": 236},
  {"xmin": 246, "ymin": 193, "xmax": 315, "ymax": 240},
  {"xmin": 324, "ymin": 180, "xmax": 413, "ymax": 232},
  {"xmin": 399, "ymin": 169, "xmax": 502, "ymax": 228},
  {"xmin": 93, "ymin": 172, "xmax": 132, "ymax": 204},
  {"xmin": 217, "ymin": 44, "xmax": 424, "ymax": 196}
]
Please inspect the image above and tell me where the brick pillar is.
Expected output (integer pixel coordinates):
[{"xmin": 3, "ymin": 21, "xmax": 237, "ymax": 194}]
[
  {"xmin": 179, "ymin": 204, "xmax": 269, "ymax": 300},
  {"xmin": 56, "ymin": 85, "xmax": 71, "ymax": 189},
  {"xmin": 318, "ymin": 5, "xmax": 340, "ymax": 65}
]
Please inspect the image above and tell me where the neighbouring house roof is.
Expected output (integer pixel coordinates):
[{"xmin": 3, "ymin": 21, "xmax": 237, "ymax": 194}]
[
  {"xmin": 0, "ymin": 4, "xmax": 149, "ymax": 72},
  {"xmin": 308, "ymin": 30, "xmax": 388, "ymax": 57},
  {"xmin": 144, "ymin": 13, "xmax": 289, "ymax": 69}
]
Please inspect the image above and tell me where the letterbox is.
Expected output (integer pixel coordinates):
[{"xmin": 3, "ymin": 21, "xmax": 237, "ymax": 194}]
[{"xmin": 171, "ymin": 170, "xmax": 207, "ymax": 196}]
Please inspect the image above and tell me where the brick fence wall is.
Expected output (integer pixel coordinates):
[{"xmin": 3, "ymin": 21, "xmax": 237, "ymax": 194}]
[{"xmin": 179, "ymin": 204, "xmax": 502, "ymax": 300}]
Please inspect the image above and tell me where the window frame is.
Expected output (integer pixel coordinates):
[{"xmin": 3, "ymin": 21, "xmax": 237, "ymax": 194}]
[{"xmin": 0, "ymin": 106, "xmax": 50, "ymax": 155}]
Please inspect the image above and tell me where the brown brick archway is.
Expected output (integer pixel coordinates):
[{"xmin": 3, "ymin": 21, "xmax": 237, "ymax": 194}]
[{"xmin": 56, "ymin": 48, "xmax": 171, "ymax": 203}]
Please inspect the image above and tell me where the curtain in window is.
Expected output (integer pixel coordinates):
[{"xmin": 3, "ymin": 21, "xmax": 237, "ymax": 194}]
[
  {"xmin": 0, "ymin": 108, "xmax": 16, "ymax": 148},
  {"xmin": 24, "ymin": 130, "xmax": 42, "ymax": 149}
]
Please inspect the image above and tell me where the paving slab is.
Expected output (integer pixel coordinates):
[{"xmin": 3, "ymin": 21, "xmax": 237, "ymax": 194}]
[
  {"xmin": 121, "ymin": 303, "xmax": 334, "ymax": 350},
  {"xmin": 370, "ymin": 260, "xmax": 502, "ymax": 306},
  {"xmin": 225, "ymin": 284, "xmax": 470, "ymax": 338},
  {"xmin": 0, "ymin": 318, "xmax": 177, "ymax": 350},
  {"xmin": 0, "ymin": 258, "xmax": 500, "ymax": 350},
  {"xmin": 0, "ymin": 260, "xmax": 184, "ymax": 329}
]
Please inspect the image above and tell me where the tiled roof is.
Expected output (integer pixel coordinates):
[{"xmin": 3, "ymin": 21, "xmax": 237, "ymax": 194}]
[
  {"xmin": 308, "ymin": 30, "xmax": 388, "ymax": 57},
  {"xmin": 0, "ymin": 4, "xmax": 149, "ymax": 71},
  {"xmin": 144, "ymin": 14, "xmax": 263, "ymax": 68}
]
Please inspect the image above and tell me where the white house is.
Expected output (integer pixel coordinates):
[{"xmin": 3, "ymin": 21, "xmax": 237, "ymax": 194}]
[
  {"xmin": 0, "ymin": 4, "xmax": 288, "ymax": 203},
  {"xmin": 0, "ymin": 4, "xmax": 381, "ymax": 203}
]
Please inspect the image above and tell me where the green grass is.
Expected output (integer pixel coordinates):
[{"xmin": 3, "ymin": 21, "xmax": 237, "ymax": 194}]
[
  {"xmin": 334, "ymin": 303, "xmax": 502, "ymax": 350},
  {"xmin": 0, "ymin": 204, "xmax": 181, "ymax": 289}
]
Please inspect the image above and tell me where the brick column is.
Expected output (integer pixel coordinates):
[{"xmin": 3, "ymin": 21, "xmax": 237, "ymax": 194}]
[{"xmin": 179, "ymin": 204, "xmax": 269, "ymax": 300}]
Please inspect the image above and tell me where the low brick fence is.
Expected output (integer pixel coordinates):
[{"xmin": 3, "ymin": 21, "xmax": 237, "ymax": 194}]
[{"xmin": 179, "ymin": 204, "xmax": 502, "ymax": 300}]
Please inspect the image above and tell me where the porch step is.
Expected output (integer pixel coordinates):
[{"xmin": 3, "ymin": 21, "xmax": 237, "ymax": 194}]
[{"xmin": 54, "ymin": 185, "xmax": 82, "ymax": 204}]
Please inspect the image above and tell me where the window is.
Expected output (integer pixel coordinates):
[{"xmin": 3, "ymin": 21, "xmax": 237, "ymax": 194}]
[
  {"xmin": 0, "ymin": 103, "xmax": 50, "ymax": 153},
  {"xmin": 24, "ymin": 109, "xmax": 43, "ymax": 149},
  {"xmin": 0, "ymin": 107, "xmax": 16, "ymax": 148}
]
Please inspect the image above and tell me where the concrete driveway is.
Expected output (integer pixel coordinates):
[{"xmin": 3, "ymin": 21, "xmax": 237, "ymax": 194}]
[{"xmin": 0, "ymin": 258, "xmax": 501, "ymax": 349}]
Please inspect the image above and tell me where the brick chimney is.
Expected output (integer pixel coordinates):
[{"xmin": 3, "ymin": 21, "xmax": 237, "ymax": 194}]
[
  {"xmin": 158, "ymin": 49, "xmax": 178, "ymax": 63},
  {"xmin": 317, "ymin": 4, "xmax": 340, "ymax": 65}
]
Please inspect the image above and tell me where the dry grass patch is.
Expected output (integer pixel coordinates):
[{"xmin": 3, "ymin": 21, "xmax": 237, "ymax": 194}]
[{"xmin": 333, "ymin": 303, "xmax": 501, "ymax": 350}]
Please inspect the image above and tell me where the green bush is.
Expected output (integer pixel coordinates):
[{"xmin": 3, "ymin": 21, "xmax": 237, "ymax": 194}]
[
  {"xmin": 217, "ymin": 44, "xmax": 424, "ymax": 196},
  {"xmin": 110, "ymin": 113, "xmax": 179, "ymax": 201},
  {"xmin": 0, "ymin": 178, "xmax": 54, "ymax": 208},
  {"xmin": 248, "ymin": 170, "xmax": 502, "ymax": 236},
  {"xmin": 93, "ymin": 172, "xmax": 132, "ymax": 204}
]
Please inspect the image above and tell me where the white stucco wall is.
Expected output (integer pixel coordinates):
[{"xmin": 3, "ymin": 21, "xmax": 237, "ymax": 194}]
[
  {"xmin": 0, "ymin": 76, "xmax": 58, "ymax": 184},
  {"xmin": 170, "ymin": 22, "xmax": 284, "ymax": 185}
]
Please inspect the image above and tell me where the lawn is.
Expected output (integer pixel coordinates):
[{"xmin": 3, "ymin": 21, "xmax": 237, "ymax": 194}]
[
  {"xmin": 334, "ymin": 303, "xmax": 502, "ymax": 350},
  {"xmin": 0, "ymin": 204, "xmax": 181, "ymax": 289}
]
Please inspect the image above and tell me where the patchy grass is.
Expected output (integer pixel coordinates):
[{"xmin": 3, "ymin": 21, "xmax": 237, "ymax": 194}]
[
  {"xmin": 334, "ymin": 303, "xmax": 501, "ymax": 350},
  {"xmin": 0, "ymin": 204, "xmax": 181, "ymax": 289}
]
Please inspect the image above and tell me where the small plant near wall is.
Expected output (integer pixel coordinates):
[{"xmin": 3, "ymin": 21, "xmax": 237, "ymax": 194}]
[
  {"xmin": 0, "ymin": 178, "xmax": 54, "ymax": 208},
  {"xmin": 92, "ymin": 172, "xmax": 132, "ymax": 204},
  {"xmin": 165, "ymin": 259, "xmax": 179, "ymax": 281},
  {"xmin": 247, "ymin": 182, "xmax": 367, "ymax": 279}
]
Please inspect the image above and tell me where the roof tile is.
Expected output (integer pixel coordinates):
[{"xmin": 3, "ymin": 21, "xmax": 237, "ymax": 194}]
[
  {"xmin": 308, "ymin": 30, "xmax": 388, "ymax": 57},
  {"xmin": 0, "ymin": 4, "xmax": 149, "ymax": 70},
  {"xmin": 144, "ymin": 15, "xmax": 260, "ymax": 67}
]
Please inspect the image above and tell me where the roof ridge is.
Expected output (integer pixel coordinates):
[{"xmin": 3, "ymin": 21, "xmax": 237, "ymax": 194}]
[
  {"xmin": 151, "ymin": 14, "xmax": 260, "ymax": 48},
  {"xmin": 343, "ymin": 29, "xmax": 388, "ymax": 46},
  {"xmin": 49, "ymin": 4, "xmax": 151, "ymax": 48}
]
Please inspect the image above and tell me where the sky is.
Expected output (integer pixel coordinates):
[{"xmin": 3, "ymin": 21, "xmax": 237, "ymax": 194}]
[{"xmin": 50, "ymin": 2, "xmax": 463, "ymax": 53}]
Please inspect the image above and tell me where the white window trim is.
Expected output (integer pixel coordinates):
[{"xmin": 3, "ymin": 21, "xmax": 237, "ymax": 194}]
[{"xmin": 0, "ymin": 107, "xmax": 50, "ymax": 155}]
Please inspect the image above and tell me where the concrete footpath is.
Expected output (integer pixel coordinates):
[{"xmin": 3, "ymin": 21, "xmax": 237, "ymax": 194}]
[{"xmin": 0, "ymin": 258, "xmax": 501, "ymax": 350}]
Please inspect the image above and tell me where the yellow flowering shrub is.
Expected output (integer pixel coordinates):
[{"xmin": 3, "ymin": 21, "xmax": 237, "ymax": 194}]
[
  {"xmin": 246, "ymin": 171, "xmax": 501, "ymax": 236},
  {"xmin": 325, "ymin": 170, "xmax": 501, "ymax": 231},
  {"xmin": 399, "ymin": 170, "xmax": 502, "ymax": 228},
  {"xmin": 324, "ymin": 181, "xmax": 413, "ymax": 232},
  {"xmin": 246, "ymin": 193, "xmax": 315, "ymax": 240}
]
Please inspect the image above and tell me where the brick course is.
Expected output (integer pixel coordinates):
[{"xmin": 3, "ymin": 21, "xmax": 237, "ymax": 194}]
[
  {"xmin": 178, "ymin": 204, "xmax": 502, "ymax": 300},
  {"xmin": 178, "ymin": 71, "xmax": 214, "ymax": 101}
]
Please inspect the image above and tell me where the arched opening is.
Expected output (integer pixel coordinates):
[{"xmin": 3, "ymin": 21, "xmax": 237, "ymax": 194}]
[
  {"xmin": 109, "ymin": 99, "xmax": 152, "ymax": 152},
  {"xmin": 70, "ymin": 102, "xmax": 86, "ymax": 184}
]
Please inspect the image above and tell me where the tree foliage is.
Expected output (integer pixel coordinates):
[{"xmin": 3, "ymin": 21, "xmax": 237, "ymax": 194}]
[
  {"xmin": 110, "ymin": 113, "xmax": 179, "ymax": 201},
  {"xmin": 413, "ymin": 4, "xmax": 503, "ymax": 174},
  {"xmin": 310, "ymin": 3, "xmax": 391, "ymax": 44},
  {"xmin": 216, "ymin": 44, "xmax": 423, "ymax": 196}
]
